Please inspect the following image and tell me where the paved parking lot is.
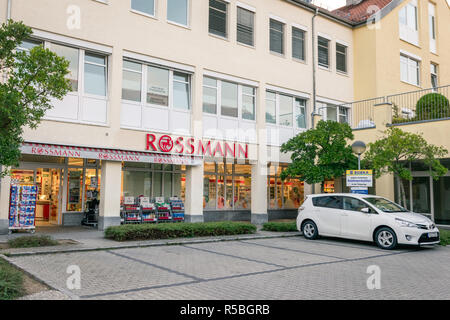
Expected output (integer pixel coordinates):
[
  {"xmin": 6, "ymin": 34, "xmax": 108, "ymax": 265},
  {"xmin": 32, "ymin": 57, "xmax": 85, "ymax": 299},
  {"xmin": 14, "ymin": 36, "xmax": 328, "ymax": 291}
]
[{"xmin": 8, "ymin": 236, "xmax": 450, "ymax": 300}]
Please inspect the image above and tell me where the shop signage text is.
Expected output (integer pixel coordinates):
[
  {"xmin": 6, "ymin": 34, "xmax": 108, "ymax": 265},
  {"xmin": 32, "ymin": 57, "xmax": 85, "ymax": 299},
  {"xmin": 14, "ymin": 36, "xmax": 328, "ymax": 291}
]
[
  {"xmin": 346, "ymin": 170, "xmax": 373, "ymax": 187},
  {"xmin": 146, "ymin": 134, "xmax": 249, "ymax": 159}
]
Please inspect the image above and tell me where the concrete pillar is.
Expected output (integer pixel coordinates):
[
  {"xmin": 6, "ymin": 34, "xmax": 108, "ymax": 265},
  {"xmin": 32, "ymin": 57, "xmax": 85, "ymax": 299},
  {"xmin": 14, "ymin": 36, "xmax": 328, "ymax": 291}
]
[
  {"xmin": 0, "ymin": 173, "xmax": 11, "ymax": 235},
  {"xmin": 251, "ymin": 83, "xmax": 268, "ymax": 225},
  {"xmin": 98, "ymin": 161, "xmax": 122, "ymax": 230},
  {"xmin": 185, "ymin": 164, "xmax": 204, "ymax": 223},
  {"xmin": 184, "ymin": 64, "xmax": 204, "ymax": 223}
]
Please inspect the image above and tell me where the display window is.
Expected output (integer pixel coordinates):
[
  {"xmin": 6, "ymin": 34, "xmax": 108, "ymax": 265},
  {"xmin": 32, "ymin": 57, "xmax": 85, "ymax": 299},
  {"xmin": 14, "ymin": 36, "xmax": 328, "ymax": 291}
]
[{"xmin": 268, "ymin": 164, "xmax": 305, "ymax": 209}]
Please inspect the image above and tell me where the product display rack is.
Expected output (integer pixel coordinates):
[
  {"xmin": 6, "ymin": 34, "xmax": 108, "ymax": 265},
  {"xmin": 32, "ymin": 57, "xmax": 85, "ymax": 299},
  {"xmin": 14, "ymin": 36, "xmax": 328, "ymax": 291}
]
[
  {"xmin": 155, "ymin": 197, "xmax": 172, "ymax": 222},
  {"xmin": 8, "ymin": 184, "xmax": 37, "ymax": 234},
  {"xmin": 141, "ymin": 203, "xmax": 157, "ymax": 223},
  {"xmin": 121, "ymin": 201, "xmax": 141, "ymax": 224},
  {"xmin": 169, "ymin": 197, "xmax": 185, "ymax": 222}
]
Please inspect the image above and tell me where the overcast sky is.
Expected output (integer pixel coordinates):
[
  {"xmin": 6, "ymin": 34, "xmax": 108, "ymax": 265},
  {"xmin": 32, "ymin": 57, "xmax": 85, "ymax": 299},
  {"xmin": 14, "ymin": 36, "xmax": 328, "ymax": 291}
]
[{"xmin": 312, "ymin": 0, "xmax": 347, "ymax": 10}]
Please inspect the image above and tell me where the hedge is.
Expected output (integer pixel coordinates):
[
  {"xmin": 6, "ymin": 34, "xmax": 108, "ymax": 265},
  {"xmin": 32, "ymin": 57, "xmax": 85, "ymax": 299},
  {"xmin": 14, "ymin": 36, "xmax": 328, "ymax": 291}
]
[
  {"xmin": 7, "ymin": 235, "xmax": 58, "ymax": 248},
  {"xmin": 262, "ymin": 222, "xmax": 298, "ymax": 232},
  {"xmin": 416, "ymin": 93, "xmax": 450, "ymax": 120},
  {"xmin": 104, "ymin": 222, "xmax": 257, "ymax": 241}
]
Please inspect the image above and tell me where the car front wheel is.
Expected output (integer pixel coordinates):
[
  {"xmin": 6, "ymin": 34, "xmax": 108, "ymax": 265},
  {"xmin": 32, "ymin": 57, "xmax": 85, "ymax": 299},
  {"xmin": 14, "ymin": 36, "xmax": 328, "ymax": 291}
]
[
  {"xmin": 375, "ymin": 227, "xmax": 398, "ymax": 250},
  {"xmin": 302, "ymin": 220, "xmax": 318, "ymax": 240}
]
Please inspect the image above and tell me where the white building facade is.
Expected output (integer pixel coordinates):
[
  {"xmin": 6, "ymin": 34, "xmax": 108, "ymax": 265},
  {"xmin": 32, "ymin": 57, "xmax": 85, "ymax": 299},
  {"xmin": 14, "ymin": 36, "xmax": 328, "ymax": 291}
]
[{"xmin": 0, "ymin": 0, "xmax": 354, "ymax": 233}]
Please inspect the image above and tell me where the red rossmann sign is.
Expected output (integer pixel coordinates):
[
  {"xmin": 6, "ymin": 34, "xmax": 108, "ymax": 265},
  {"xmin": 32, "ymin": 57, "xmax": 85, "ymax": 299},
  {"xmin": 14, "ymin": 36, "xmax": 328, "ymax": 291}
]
[{"xmin": 146, "ymin": 134, "xmax": 248, "ymax": 159}]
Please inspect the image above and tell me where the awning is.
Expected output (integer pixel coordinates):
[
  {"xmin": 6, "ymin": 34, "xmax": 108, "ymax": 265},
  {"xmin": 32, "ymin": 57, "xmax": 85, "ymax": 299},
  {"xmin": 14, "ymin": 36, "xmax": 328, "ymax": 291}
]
[{"xmin": 21, "ymin": 142, "xmax": 203, "ymax": 166}]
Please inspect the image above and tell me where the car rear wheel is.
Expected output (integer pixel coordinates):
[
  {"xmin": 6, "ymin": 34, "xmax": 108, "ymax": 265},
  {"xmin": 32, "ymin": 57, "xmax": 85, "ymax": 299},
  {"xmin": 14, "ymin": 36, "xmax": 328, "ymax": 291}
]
[
  {"xmin": 375, "ymin": 227, "xmax": 398, "ymax": 250},
  {"xmin": 302, "ymin": 220, "xmax": 318, "ymax": 240}
]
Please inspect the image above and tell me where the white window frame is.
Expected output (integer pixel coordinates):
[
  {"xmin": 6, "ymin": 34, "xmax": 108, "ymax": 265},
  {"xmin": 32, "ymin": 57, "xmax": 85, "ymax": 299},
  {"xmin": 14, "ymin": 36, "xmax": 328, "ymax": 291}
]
[
  {"xmin": 291, "ymin": 26, "xmax": 306, "ymax": 62},
  {"xmin": 269, "ymin": 18, "xmax": 285, "ymax": 56},
  {"xmin": 121, "ymin": 59, "xmax": 192, "ymax": 112},
  {"xmin": 167, "ymin": 0, "xmax": 190, "ymax": 28},
  {"xmin": 236, "ymin": 5, "xmax": 255, "ymax": 47},
  {"xmin": 209, "ymin": 0, "xmax": 229, "ymax": 39},
  {"xmin": 430, "ymin": 63, "xmax": 438, "ymax": 89},
  {"xmin": 400, "ymin": 53, "xmax": 421, "ymax": 87},
  {"xmin": 428, "ymin": 2, "xmax": 437, "ymax": 54},
  {"xmin": 265, "ymin": 90, "xmax": 308, "ymax": 129},
  {"xmin": 202, "ymin": 76, "xmax": 256, "ymax": 122},
  {"xmin": 336, "ymin": 42, "xmax": 348, "ymax": 74},
  {"xmin": 130, "ymin": 0, "xmax": 156, "ymax": 18},
  {"xmin": 317, "ymin": 36, "xmax": 330, "ymax": 69},
  {"xmin": 399, "ymin": 0, "xmax": 419, "ymax": 46}
]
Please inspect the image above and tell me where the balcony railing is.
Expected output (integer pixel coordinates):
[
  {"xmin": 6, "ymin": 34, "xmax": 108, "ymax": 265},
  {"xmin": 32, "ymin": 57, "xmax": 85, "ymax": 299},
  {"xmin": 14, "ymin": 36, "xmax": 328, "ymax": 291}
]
[{"xmin": 345, "ymin": 85, "xmax": 450, "ymax": 129}]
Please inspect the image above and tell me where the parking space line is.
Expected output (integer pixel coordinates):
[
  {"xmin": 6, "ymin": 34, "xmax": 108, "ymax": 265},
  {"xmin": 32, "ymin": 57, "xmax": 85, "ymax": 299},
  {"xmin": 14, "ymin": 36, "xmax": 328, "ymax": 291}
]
[
  {"xmin": 80, "ymin": 247, "xmax": 415, "ymax": 299},
  {"xmin": 240, "ymin": 240, "xmax": 346, "ymax": 260},
  {"xmin": 182, "ymin": 244, "xmax": 287, "ymax": 268},
  {"xmin": 107, "ymin": 250, "xmax": 204, "ymax": 281}
]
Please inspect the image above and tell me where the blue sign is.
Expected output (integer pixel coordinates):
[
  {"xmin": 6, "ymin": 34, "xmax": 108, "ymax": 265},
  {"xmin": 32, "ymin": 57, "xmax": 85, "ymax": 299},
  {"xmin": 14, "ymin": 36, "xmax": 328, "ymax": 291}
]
[{"xmin": 351, "ymin": 187, "xmax": 368, "ymax": 195}]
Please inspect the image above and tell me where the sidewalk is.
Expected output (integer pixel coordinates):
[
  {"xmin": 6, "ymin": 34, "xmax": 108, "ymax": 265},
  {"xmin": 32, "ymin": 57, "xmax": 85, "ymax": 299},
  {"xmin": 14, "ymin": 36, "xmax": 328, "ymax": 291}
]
[{"xmin": 0, "ymin": 225, "xmax": 302, "ymax": 257}]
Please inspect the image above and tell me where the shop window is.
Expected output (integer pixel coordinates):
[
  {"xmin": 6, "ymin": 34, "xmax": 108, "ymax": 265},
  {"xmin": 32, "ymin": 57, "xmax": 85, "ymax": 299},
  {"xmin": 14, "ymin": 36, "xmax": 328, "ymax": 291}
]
[
  {"xmin": 68, "ymin": 158, "xmax": 84, "ymax": 166},
  {"xmin": 67, "ymin": 168, "xmax": 83, "ymax": 212},
  {"xmin": 234, "ymin": 176, "xmax": 251, "ymax": 209},
  {"xmin": 204, "ymin": 175, "xmax": 217, "ymax": 209},
  {"xmin": 267, "ymin": 164, "xmax": 304, "ymax": 210}
]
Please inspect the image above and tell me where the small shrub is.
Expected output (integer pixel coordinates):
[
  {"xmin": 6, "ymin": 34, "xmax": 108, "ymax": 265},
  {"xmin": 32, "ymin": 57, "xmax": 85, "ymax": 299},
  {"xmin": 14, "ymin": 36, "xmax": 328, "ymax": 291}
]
[
  {"xmin": 0, "ymin": 258, "xmax": 24, "ymax": 300},
  {"xmin": 8, "ymin": 235, "xmax": 58, "ymax": 248},
  {"xmin": 439, "ymin": 229, "xmax": 450, "ymax": 246},
  {"xmin": 105, "ymin": 222, "xmax": 257, "ymax": 241},
  {"xmin": 262, "ymin": 222, "xmax": 298, "ymax": 232},
  {"xmin": 416, "ymin": 93, "xmax": 450, "ymax": 120}
]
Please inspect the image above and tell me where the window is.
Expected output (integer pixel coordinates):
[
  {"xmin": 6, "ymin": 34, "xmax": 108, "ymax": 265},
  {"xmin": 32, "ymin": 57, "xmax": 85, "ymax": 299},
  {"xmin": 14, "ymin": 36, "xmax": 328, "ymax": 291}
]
[
  {"xmin": 295, "ymin": 98, "xmax": 306, "ymax": 129},
  {"xmin": 147, "ymin": 65, "xmax": 169, "ymax": 106},
  {"xmin": 318, "ymin": 36, "xmax": 329, "ymax": 68},
  {"xmin": 266, "ymin": 90, "xmax": 308, "ymax": 128},
  {"xmin": 203, "ymin": 76, "xmax": 255, "ymax": 121},
  {"xmin": 428, "ymin": 2, "xmax": 436, "ymax": 53},
  {"xmin": 399, "ymin": 0, "xmax": 418, "ymax": 45},
  {"xmin": 338, "ymin": 106, "xmax": 349, "ymax": 124},
  {"xmin": 292, "ymin": 27, "xmax": 305, "ymax": 61},
  {"xmin": 173, "ymin": 72, "xmax": 190, "ymax": 110},
  {"xmin": 237, "ymin": 7, "xmax": 254, "ymax": 46},
  {"xmin": 265, "ymin": 91, "xmax": 277, "ymax": 124},
  {"xmin": 321, "ymin": 103, "xmax": 349, "ymax": 124},
  {"xmin": 209, "ymin": 0, "xmax": 227, "ymax": 38},
  {"xmin": 279, "ymin": 94, "xmax": 293, "ymax": 127},
  {"xmin": 167, "ymin": 0, "xmax": 188, "ymax": 26},
  {"xmin": 336, "ymin": 43, "xmax": 347, "ymax": 73},
  {"xmin": 17, "ymin": 39, "xmax": 42, "ymax": 52},
  {"xmin": 50, "ymin": 43, "xmax": 79, "ymax": 92},
  {"xmin": 431, "ymin": 63, "xmax": 438, "ymax": 89},
  {"xmin": 131, "ymin": 0, "xmax": 155, "ymax": 16},
  {"xmin": 84, "ymin": 52, "xmax": 107, "ymax": 96},
  {"xmin": 268, "ymin": 164, "xmax": 304, "ymax": 209},
  {"xmin": 122, "ymin": 60, "xmax": 191, "ymax": 110},
  {"xmin": 270, "ymin": 19, "xmax": 284, "ymax": 55},
  {"xmin": 343, "ymin": 197, "xmax": 368, "ymax": 212},
  {"xmin": 203, "ymin": 77, "xmax": 218, "ymax": 114},
  {"xmin": 122, "ymin": 60, "xmax": 142, "ymax": 102},
  {"xmin": 400, "ymin": 54, "xmax": 420, "ymax": 86},
  {"xmin": 312, "ymin": 196, "xmax": 342, "ymax": 209},
  {"xmin": 221, "ymin": 81, "xmax": 238, "ymax": 117}
]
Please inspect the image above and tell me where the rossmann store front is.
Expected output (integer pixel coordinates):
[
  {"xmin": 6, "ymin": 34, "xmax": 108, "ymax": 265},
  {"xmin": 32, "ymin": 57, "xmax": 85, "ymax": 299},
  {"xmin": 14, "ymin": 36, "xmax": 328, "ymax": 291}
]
[{"xmin": 0, "ymin": 132, "xmax": 304, "ymax": 234}]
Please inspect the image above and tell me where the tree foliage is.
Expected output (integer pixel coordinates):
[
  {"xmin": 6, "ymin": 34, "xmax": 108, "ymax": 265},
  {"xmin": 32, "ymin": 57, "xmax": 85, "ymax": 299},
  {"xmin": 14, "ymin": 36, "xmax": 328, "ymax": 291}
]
[
  {"xmin": 0, "ymin": 20, "xmax": 71, "ymax": 176},
  {"xmin": 363, "ymin": 127, "xmax": 448, "ymax": 181},
  {"xmin": 280, "ymin": 120, "xmax": 358, "ymax": 187}
]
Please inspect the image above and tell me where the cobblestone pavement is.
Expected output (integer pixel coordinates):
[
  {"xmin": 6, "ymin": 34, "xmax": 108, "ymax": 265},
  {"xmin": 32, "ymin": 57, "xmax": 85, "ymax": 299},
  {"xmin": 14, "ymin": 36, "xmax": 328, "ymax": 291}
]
[{"xmin": 7, "ymin": 237, "xmax": 450, "ymax": 300}]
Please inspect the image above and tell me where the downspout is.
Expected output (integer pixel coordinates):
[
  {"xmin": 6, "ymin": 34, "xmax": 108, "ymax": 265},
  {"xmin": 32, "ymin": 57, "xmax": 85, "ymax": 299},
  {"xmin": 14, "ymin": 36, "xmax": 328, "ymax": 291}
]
[
  {"xmin": 310, "ymin": 7, "xmax": 319, "ymax": 195},
  {"xmin": 311, "ymin": 7, "xmax": 319, "ymax": 129},
  {"xmin": 7, "ymin": 0, "xmax": 12, "ymax": 20}
]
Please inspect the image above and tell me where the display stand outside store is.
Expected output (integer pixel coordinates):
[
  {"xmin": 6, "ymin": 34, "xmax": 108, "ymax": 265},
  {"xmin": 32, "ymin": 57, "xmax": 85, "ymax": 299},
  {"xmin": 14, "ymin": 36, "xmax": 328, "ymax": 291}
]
[{"xmin": 9, "ymin": 184, "xmax": 38, "ymax": 234}]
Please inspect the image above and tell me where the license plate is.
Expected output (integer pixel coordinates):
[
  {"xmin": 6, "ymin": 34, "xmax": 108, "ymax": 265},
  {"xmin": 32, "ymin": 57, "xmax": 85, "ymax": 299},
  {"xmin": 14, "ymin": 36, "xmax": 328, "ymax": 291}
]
[{"xmin": 428, "ymin": 232, "xmax": 438, "ymax": 238}]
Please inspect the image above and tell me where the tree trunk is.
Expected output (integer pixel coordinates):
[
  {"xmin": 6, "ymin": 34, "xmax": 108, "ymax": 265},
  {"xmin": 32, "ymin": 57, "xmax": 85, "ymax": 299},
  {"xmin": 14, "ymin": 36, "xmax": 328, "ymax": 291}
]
[{"xmin": 399, "ymin": 177, "xmax": 408, "ymax": 210}]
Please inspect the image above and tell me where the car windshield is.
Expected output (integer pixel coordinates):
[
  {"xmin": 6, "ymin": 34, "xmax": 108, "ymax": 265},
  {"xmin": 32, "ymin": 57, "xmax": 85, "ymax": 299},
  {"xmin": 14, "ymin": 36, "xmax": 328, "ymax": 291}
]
[{"xmin": 363, "ymin": 197, "xmax": 408, "ymax": 213}]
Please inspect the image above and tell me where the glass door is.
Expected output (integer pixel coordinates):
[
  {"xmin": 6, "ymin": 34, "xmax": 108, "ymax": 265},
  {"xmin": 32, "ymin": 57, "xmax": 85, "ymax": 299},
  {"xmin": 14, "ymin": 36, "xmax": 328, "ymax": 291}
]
[{"xmin": 412, "ymin": 176, "xmax": 431, "ymax": 218}]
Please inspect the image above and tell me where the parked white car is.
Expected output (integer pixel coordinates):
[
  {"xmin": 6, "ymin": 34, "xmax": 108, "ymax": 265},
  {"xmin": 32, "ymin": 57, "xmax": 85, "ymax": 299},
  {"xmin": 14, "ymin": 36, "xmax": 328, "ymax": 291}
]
[{"xmin": 297, "ymin": 193, "xmax": 440, "ymax": 250}]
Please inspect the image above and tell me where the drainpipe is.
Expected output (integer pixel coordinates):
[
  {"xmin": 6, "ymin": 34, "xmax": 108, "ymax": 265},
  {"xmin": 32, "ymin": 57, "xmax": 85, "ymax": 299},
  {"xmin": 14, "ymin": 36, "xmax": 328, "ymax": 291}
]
[
  {"xmin": 311, "ymin": 7, "xmax": 319, "ymax": 129},
  {"xmin": 7, "ymin": 0, "xmax": 12, "ymax": 20},
  {"xmin": 310, "ymin": 7, "xmax": 319, "ymax": 195}
]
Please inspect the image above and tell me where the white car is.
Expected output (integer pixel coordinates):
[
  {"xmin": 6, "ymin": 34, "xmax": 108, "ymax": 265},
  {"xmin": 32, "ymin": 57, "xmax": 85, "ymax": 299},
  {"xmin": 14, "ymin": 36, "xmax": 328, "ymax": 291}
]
[{"xmin": 296, "ymin": 193, "xmax": 440, "ymax": 250}]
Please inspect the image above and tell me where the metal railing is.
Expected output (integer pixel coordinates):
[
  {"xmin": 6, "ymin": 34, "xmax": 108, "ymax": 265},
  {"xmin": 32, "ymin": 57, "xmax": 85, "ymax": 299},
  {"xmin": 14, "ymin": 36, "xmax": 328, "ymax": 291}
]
[
  {"xmin": 387, "ymin": 85, "xmax": 450, "ymax": 124},
  {"xmin": 345, "ymin": 85, "xmax": 450, "ymax": 129}
]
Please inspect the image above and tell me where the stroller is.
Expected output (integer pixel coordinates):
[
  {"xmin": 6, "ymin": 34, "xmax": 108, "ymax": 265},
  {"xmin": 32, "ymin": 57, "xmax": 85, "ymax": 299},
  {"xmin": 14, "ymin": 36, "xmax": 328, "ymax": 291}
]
[{"xmin": 82, "ymin": 197, "xmax": 99, "ymax": 227}]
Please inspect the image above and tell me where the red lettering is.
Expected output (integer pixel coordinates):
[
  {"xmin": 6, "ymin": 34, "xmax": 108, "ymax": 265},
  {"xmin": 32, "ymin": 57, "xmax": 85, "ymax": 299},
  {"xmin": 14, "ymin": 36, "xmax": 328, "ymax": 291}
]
[
  {"xmin": 238, "ymin": 144, "xmax": 248, "ymax": 159},
  {"xmin": 146, "ymin": 134, "xmax": 157, "ymax": 151},
  {"xmin": 224, "ymin": 142, "xmax": 235, "ymax": 158},
  {"xmin": 213, "ymin": 142, "xmax": 224, "ymax": 157},
  {"xmin": 198, "ymin": 140, "xmax": 212, "ymax": 156},
  {"xmin": 175, "ymin": 137, "xmax": 184, "ymax": 154},
  {"xmin": 186, "ymin": 138, "xmax": 195, "ymax": 154}
]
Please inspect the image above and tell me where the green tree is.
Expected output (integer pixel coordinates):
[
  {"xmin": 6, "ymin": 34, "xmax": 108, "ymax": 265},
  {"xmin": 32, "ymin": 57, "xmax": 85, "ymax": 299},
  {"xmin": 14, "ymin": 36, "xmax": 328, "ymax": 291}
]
[
  {"xmin": 0, "ymin": 20, "xmax": 71, "ymax": 176},
  {"xmin": 280, "ymin": 120, "xmax": 358, "ymax": 191},
  {"xmin": 363, "ymin": 127, "xmax": 448, "ymax": 208}
]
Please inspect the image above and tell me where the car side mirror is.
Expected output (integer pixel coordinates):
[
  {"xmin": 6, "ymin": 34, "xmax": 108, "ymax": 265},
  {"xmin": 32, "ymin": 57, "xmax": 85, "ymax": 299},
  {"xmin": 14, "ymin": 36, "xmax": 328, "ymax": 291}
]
[{"xmin": 361, "ymin": 207, "xmax": 370, "ymax": 214}]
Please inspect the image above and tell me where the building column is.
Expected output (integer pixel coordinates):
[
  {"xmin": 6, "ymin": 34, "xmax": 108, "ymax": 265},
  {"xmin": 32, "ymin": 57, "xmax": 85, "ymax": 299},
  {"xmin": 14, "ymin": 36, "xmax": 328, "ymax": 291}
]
[
  {"xmin": 251, "ymin": 160, "xmax": 268, "ymax": 224},
  {"xmin": 185, "ymin": 163, "xmax": 204, "ymax": 223},
  {"xmin": 98, "ymin": 161, "xmax": 122, "ymax": 230},
  {"xmin": 0, "ymin": 173, "xmax": 11, "ymax": 235}
]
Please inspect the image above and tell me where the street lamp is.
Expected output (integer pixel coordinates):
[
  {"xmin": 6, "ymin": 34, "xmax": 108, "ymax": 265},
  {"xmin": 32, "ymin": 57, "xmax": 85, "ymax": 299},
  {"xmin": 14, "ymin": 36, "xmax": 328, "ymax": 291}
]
[{"xmin": 352, "ymin": 141, "xmax": 366, "ymax": 170}]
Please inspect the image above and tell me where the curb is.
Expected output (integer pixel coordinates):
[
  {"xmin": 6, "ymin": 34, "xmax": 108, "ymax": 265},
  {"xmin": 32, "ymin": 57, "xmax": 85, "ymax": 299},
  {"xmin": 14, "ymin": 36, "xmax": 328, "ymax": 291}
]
[{"xmin": 3, "ymin": 233, "xmax": 303, "ymax": 257}]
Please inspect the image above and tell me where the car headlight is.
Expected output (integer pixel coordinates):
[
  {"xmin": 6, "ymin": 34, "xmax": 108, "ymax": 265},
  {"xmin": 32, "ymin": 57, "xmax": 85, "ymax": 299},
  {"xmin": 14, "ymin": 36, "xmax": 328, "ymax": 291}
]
[{"xmin": 395, "ymin": 218, "xmax": 419, "ymax": 228}]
